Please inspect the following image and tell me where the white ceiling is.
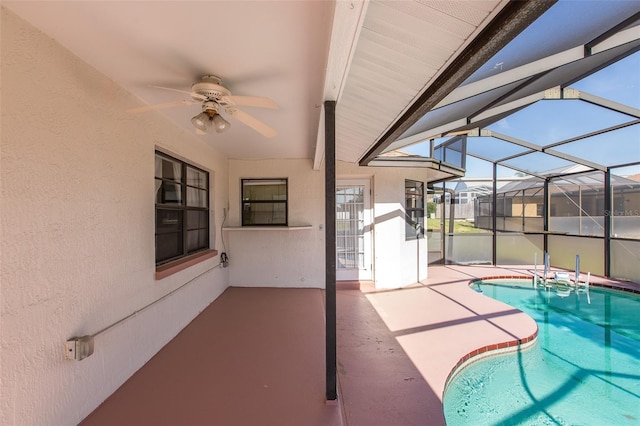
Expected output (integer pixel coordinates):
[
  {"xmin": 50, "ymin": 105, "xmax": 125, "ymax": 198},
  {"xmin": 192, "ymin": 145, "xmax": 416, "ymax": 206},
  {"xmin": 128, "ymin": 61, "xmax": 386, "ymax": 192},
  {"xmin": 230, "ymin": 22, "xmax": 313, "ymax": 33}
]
[{"xmin": 4, "ymin": 0, "xmax": 508, "ymax": 164}]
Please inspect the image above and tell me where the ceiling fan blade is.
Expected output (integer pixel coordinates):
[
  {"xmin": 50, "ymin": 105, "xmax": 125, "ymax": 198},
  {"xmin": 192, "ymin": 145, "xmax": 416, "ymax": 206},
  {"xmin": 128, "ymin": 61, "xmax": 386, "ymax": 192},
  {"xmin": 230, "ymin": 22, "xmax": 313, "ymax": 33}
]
[
  {"xmin": 126, "ymin": 99, "xmax": 195, "ymax": 114},
  {"xmin": 225, "ymin": 107, "xmax": 277, "ymax": 139},
  {"xmin": 223, "ymin": 95, "xmax": 278, "ymax": 109},
  {"xmin": 150, "ymin": 85, "xmax": 207, "ymax": 101}
]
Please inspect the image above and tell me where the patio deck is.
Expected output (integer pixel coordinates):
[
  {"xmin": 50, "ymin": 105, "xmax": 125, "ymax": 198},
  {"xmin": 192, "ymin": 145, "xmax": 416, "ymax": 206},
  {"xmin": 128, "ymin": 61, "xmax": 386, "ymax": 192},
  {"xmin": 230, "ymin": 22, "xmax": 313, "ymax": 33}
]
[{"xmin": 80, "ymin": 265, "xmax": 634, "ymax": 426}]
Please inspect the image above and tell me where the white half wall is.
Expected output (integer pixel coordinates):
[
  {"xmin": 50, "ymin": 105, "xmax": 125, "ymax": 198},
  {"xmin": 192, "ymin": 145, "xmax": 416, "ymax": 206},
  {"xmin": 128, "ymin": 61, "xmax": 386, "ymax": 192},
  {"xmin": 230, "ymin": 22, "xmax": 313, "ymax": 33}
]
[
  {"xmin": 226, "ymin": 159, "xmax": 326, "ymax": 287},
  {"xmin": 1, "ymin": 9, "xmax": 230, "ymax": 425}
]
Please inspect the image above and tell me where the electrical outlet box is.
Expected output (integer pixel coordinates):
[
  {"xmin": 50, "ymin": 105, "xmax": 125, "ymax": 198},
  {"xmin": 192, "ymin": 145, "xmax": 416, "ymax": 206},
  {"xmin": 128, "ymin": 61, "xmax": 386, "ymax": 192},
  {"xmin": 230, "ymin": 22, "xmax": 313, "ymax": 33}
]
[
  {"xmin": 65, "ymin": 340, "xmax": 76, "ymax": 360},
  {"xmin": 65, "ymin": 335, "xmax": 94, "ymax": 361}
]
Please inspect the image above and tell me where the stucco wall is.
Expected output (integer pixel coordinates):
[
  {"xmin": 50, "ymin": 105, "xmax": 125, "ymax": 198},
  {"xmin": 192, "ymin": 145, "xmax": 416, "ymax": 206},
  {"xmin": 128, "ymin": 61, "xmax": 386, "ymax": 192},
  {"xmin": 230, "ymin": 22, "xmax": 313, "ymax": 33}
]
[
  {"xmin": 225, "ymin": 160, "xmax": 430, "ymax": 289},
  {"xmin": 226, "ymin": 159, "xmax": 326, "ymax": 287},
  {"xmin": 337, "ymin": 161, "xmax": 429, "ymax": 289},
  {"xmin": 1, "ymin": 9, "xmax": 230, "ymax": 425}
]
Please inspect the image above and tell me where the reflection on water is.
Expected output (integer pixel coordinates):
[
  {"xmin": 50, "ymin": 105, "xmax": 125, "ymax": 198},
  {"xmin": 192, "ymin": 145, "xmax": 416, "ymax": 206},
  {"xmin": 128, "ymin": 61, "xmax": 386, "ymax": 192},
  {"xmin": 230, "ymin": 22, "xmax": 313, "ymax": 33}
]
[{"xmin": 444, "ymin": 281, "xmax": 640, "ymax": 426}]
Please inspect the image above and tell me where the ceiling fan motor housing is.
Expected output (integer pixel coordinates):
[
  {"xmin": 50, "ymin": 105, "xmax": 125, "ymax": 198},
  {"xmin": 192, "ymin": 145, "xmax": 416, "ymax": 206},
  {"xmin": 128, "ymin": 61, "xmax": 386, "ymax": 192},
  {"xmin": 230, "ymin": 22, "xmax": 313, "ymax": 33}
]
[{"xmin": 191, "ymin": 75, "xmax": 231, "ymax": 101}]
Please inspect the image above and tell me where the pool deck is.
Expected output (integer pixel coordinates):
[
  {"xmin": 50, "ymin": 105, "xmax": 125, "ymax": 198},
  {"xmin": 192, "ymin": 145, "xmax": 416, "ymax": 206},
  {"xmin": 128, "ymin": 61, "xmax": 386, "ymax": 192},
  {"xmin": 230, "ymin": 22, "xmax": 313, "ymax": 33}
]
[{"xmin": 81, "ymin": 265, "xmax": 637, "ymax": 426}]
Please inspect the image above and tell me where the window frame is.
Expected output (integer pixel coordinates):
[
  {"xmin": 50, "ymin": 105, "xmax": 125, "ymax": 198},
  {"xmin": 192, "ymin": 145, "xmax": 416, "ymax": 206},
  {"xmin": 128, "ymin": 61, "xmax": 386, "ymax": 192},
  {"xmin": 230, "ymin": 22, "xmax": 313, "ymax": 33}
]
[
  {"xmin": 241, "ymin": 178, "xmax": 289, "ymax": 226},
  {"xmin": 155, "ymin": 151, "xmax": 210, "ymax": 266},
  {"xmin": 405, "ymin": 179, "xmax": 425, "ymax": 240}
]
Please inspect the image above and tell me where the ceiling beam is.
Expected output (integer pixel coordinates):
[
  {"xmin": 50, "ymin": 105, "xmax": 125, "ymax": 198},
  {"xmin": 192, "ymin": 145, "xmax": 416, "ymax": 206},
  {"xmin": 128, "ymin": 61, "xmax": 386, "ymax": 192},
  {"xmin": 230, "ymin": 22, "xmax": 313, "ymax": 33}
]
[
  {"xmin": 575, "ymin": 90, "xmax": 640, "ymax": 119},
  {"xmin": 587, "ymin": 11, "xmax": 640, "ymax": 55},
  {"xmin": 383, "ymin": 119, "xmax": 469, "ymax": 152},
  {"xmin": 543, "ymin": 148, "xmax": 606, "ymax": 172},
  {"xmin": 492, "ymin": 161, "xmax": 546, "ymax": 180},
  {"xmin": 465, "ymin": 152, "xmax": 547, "ymax": 179},
  {"xmin": 470, "ymin": 90, "xmax": 547, "ymax": 123},
  {"xmin": 487, "ymin": 130, "xmax": 544, "ymax": 151},
  {"xmin": 323, "ymin": 0, "xmax": 369, "ymax": 103},
  {"xmin": 542, "ymin": 118, "xmax": 640, "ymax": 150},
  {"xmin": 314, "ymin": 0, "xmax": 369, "ymax": 171},
  {"xmin": 490, "ymin": 130, "xmax": 607, "ymax": 172}
]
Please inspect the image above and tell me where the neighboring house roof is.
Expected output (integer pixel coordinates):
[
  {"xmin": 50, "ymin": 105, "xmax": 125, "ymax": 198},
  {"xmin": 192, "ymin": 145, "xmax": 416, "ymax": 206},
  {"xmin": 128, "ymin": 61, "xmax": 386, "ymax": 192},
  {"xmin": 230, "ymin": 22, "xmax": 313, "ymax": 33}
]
[{"xmin": 491, "ymin": 172, "xmax": 640, "ymax": 195}]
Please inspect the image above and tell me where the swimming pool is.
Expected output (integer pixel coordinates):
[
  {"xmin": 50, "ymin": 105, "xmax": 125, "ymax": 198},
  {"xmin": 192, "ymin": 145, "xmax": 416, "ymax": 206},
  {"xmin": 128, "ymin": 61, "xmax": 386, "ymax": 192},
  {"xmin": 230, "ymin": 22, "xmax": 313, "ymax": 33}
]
[{"xmin": 443, "ymin": 278, "xmax": 640, "ymax": 426}]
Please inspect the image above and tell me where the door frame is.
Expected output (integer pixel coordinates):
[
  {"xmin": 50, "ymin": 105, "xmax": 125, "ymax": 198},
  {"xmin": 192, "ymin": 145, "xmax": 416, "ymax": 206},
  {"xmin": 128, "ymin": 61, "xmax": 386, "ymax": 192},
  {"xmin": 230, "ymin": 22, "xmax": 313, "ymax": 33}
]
[
  {"xmin": 336, "ymin": 178, "xmax": 373, "ymax": 281},
  {"xmin": 427, "ymin": 186, "xmax": 445, "ymax": 265}
]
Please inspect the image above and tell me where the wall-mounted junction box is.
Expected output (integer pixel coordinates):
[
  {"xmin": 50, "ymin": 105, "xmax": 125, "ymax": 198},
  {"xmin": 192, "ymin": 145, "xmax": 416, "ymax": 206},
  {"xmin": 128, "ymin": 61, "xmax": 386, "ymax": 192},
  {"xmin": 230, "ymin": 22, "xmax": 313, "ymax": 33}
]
[{"xmin": 65, "ymin": 335, "xmax": 94, "ymax": 361}]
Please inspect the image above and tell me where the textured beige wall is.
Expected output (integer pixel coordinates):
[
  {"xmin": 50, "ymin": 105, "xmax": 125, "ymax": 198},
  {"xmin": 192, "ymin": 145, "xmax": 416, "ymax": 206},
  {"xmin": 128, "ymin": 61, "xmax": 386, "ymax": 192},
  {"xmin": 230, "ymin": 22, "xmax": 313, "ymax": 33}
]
[
  {"xmin": 1, "ymin": 8, "xmax": 229, "ymax": 425},
  {"xmin": 227, "ymin": 159, "xmax": 326, "ymax": 287}
]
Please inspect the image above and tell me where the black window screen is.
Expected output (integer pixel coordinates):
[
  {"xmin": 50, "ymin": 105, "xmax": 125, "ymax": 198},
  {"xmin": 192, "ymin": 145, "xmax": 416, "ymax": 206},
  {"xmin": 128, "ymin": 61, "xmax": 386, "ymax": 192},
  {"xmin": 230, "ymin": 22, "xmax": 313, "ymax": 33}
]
[
  {"xmin": 405, "ymin": 180, "xmax": 424, "ymax": 240},
  {"xmin": 241, "ymin": 179, "xmax": 288, "ymax": 226},
  {"xmin": 155, "ymin": 152, "xmax": 209, "ymax": 264}
]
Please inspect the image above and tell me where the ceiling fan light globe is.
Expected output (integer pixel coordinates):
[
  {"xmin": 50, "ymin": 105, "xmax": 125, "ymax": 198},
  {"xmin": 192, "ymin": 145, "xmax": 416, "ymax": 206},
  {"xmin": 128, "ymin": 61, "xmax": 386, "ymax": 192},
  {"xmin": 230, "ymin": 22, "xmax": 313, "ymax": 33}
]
[
  {"xmin": 191, "ymin": 112, "xmax": 211, "ymax": 132},
  {"xmin": 212, "ymin": 113, "xmax": 231, "ymax": 133}
]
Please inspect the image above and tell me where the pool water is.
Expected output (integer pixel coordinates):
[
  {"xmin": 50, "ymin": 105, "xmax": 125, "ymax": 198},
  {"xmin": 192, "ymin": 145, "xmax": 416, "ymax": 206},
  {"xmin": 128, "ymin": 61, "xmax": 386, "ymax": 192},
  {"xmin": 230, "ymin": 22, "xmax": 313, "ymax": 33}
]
[{"xmin": 443, "ymin": 280, "xmax": 640, "ymax": 426}]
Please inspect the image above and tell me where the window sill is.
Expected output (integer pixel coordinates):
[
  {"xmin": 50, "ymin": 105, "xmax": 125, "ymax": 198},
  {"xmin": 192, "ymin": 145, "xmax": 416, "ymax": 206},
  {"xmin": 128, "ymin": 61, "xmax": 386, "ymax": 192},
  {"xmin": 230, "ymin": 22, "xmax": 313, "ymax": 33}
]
[
  {"xmin": 223, "ymin": 225, "xmax": 313, "ymax": 231},
  {"xmin": 155, "ymin": 249, "xmax": 219, "ymax": 280}
]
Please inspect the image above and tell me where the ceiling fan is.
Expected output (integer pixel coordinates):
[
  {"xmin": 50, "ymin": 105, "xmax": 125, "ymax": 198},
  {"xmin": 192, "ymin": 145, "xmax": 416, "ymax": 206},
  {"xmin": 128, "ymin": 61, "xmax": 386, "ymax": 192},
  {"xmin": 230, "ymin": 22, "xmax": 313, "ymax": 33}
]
[{"xmin": 126, "ymin": 75, "xmax": 278, "ymax": 138}]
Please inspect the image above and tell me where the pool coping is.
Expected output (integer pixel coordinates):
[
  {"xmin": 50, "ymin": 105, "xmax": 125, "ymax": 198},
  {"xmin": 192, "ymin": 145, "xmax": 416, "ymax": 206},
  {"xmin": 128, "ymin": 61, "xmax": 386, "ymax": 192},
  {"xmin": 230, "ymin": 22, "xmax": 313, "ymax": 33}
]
[{"xmin": 443, "ymin": 275, "xmax": 540, "ymax": 392}]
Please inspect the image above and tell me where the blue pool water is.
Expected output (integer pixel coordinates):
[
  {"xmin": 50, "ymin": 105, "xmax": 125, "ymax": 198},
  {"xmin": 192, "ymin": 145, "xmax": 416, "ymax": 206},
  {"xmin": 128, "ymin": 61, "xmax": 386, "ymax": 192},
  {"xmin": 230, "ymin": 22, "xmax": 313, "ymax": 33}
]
[{"xmin": 443, "ymin": 279, "xmax": 640, "ymax": 426}]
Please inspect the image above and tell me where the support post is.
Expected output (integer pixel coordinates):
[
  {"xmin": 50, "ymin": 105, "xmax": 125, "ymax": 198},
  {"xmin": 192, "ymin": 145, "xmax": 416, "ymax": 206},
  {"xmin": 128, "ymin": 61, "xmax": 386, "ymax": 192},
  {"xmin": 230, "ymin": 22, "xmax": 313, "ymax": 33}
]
[
  {"xmin": 492, "ymin": 163, "xmax": 497, "ymax": 265},
  {"xmin": 543, "ymin": 178, "xmax": 549, "ymax": 254},
  {"xmin": 324, "ymin": 101, "xmax": 337, "ymax": 401},
  {"xmin": 604, "ymin": 169, "xmax": 611, "ymax": 277},
  {"xmin": 441, "ymin": 183, "xmax": 446, "ymax": 263}
]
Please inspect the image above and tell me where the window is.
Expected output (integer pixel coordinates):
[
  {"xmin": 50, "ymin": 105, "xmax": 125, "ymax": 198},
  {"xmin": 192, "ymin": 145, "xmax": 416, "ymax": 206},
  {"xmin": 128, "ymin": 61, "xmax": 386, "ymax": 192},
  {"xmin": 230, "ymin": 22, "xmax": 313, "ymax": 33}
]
[
  {"xmin": 405, "ymin": 180, "xmax": 424, "ymax": 240},
  {"xmin": 241, "ymin": 179, "xmax": 288, "ymax": 226},
  {"xmin": 155, "ymin": 152, "xmax": 209, "ymax": 265},
  {"xmin": 433, "ymin": 136, "xmax": 467, "ymax": 169}
]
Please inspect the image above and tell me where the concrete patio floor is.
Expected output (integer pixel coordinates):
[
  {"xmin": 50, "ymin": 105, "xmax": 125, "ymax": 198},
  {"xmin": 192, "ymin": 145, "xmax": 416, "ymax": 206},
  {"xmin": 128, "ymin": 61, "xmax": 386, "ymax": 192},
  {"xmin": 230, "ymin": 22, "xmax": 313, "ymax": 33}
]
[{"xmin": 81, "ymin": 265, "xmax": 635, "ymax": 426}]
